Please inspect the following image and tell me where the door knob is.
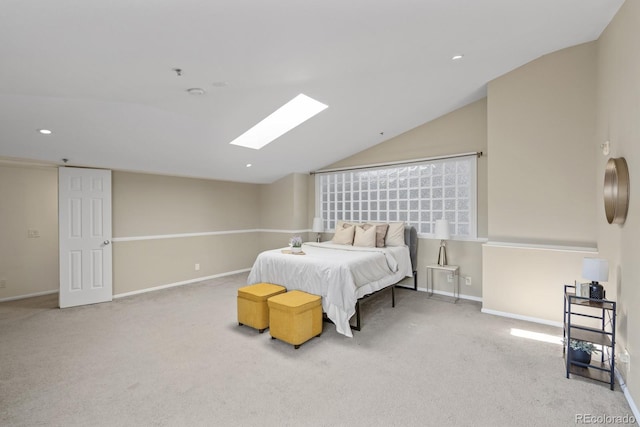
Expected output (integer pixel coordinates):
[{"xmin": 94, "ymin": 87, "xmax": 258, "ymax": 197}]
[{"xmin": 103, "ymin": 240, "xmax": 111, "ymax": 245}]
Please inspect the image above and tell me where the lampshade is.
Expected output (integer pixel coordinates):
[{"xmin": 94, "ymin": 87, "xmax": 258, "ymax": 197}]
[
  {"xmin": 312, "ymin": 217, "xmax": 324, "ymax": 233},
  {"xmin": 582, "ymin": 258, "xmax": 609, "ymax": 283},
  {"xmin": 434, "ymin": 219, "xmax": 450, "ymax": 240}
]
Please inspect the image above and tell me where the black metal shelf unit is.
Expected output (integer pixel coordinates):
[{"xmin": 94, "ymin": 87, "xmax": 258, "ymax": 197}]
[{"xmin": 563, "ymin": 284, "xmax": 616, "ymax": 390}]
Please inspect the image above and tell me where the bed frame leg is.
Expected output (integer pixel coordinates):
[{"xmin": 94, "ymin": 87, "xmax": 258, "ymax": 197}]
[
  {"xmin": 394, "ymin": 271, "xmax": 418, "ymax": 291},
  {"xmin": 351, "ymin": 300, "xmax": 361, "ymax": 331},
  {"xmin": 351, "ymin": 283, "xmax": 397, "ymax": 332}
]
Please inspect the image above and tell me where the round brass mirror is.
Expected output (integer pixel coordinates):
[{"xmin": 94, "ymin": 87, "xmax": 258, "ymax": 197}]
[{"xmin": 603, "ymin": 157, "xmax": 629, "ymax": 224}]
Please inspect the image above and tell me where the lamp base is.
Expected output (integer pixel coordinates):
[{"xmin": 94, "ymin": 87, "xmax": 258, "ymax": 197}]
[
  {"xmin": 589, "ymin": 281, "xmax": 605, "ymax": 300},
  {"xmin": 437, "ymin": 241, "xmax": 447, "ymax": 266}
]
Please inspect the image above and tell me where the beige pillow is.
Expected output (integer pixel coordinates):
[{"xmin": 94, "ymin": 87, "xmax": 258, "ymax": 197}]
[
  {"xmin": 336, "ymin": 220, "xmax": 363, "ymax": 230},
  {"xmin": 370, "ymin": 223, "xmax": 389, "ymax": 248},
  {"xmin": 332, "ymin": 224, "xmax": 355, "ymax": 245},
  {"xmin": 384, "ymin": 222, "xmax": 405, "ymax": 246},
  {"xmin": 353, "ymin": 225, "xmax": 377, "ymax": 247}
]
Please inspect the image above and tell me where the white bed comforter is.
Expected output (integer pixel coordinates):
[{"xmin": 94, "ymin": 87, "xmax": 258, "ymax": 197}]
[{"xmin": 247, "ymin": 242, "xmax": 413, "ymax": 337}]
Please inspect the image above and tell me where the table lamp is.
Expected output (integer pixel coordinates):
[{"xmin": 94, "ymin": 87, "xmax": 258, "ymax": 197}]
[
  {"xmin": 312, "ymin": 217, "xmax": 324, "ymax": 242},
  {"xmin": 582, "ymin": 257, "xmax": 609, "ymax": 299},
  {"xmin": 434, "ymin": 219, "xmax": 450, "ymax": 266}
]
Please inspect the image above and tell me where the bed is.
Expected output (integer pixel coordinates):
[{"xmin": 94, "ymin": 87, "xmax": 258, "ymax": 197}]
[{"xmin": 247, "ymin": 225, "xmax": 418, "ymax": 337}]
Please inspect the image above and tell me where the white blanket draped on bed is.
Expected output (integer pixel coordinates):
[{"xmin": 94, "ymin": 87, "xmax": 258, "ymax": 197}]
[{"xmin": 246, "ymin": 242, "xmax": 413, "ymax": 337}]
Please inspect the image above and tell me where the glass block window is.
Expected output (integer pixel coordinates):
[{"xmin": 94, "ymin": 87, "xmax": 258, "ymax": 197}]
[{"xmin": 316, "ymin": 155, "xmax": 477, "ymax": 238}]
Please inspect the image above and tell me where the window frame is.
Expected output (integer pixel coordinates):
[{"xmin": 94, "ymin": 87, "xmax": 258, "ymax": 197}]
[{"xmin": 315, "ymin": 155, "xmax": 477, "ymax": 240}]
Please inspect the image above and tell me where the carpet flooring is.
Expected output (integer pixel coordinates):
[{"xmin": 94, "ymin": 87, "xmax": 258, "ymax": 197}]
[{"xmin": 0, "ymin": 273, "xmax": 635, "ymax": 426}]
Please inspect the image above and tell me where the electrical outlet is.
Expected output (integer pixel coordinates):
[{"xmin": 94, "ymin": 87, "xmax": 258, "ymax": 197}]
[
  {"xmin": 447, "ymin": 273, "xmax": 453, "ymax": 283},
  {"xmin": 195, "ymin": 263, "xmax": 200, "ymax": 271},
  {"xmin": 617, "ymin": 349, "xmax": 631, "ymax": 373},
  {"xmin": 465, "ymin": 276, "xmax": 472, "ymax": 286},
  {"xmin": 619, "ymin": 350, "xmax": 630, "ymax": 364},
  {"xmin": 0, "ymin": 279, "xmax": 6, "ymax": 289}
]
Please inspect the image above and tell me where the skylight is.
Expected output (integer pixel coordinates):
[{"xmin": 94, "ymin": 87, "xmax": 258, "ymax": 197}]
[{"xmin": 229, "ymin": 94, "xmax": 328, "ymax": 150}]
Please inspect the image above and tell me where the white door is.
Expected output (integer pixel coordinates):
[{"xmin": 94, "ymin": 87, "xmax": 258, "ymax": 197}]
[{"xmin": 59, "ymin": 167, "xmax": 112, "ymax": 308}]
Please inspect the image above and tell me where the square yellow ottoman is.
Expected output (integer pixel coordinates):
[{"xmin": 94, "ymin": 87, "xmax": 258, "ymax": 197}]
[
  {"xmin": 267, "ymin": 290, "xmax": 322, "ymax": 349},
  {"xmin": 237, "ymin": 283, "xmax": 286, "ymax": 333}
]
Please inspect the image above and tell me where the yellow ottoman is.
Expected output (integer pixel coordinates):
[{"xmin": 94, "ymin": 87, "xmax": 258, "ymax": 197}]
[
  {"xmin": 267, "ymin": 290, "xmax": 322, "ymax": 349},
  {"xmin": 237, "ymin": 283, "xmax": 286, "ymax": 333}
]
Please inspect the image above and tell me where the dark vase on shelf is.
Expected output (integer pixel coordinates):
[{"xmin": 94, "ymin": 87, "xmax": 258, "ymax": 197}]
[{"xmin": 569, "ymin": 347, "xmax": 592, "ymax": 365}]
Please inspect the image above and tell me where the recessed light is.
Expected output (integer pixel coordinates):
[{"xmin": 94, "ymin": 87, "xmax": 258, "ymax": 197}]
[
  {"xmin": 187, "ymin": 88, "xmax": 206, "ymax": 95},
  {"xmin": 38, "ymin": 129, "xmax": 52, "ymax": 135},
  {"xmin": 230, "ymin": 94, "xmax": 328, "ymax": 150},
  {"xmin": 246, "ymin": 163, "xmax": 252, "ymax": 168},
  {"xmin": 452, "ymin": 54, "xmax": 464, "ymax": 60}
]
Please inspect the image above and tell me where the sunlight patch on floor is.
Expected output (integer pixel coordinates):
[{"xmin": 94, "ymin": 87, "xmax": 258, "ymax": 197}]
[{"xmin": 510, "ymin": 328, "xmax": 563, "ymax": 345}]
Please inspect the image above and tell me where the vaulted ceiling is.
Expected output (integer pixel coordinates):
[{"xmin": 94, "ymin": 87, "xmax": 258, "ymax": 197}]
[{"xmin": 0, "ymin": 0, "xmax": 624, "ymax": 183}]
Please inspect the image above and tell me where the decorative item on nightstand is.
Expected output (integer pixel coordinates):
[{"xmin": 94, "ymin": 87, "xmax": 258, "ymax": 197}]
[
  {"xmin": 434, "ymin": 219, "xmax": 450, "ymax": 266},
  {"xmin": 312, "ymin": 217, "xmax": 324, "ymax": 243},
  {"xmin": 575, "ymin": 281, "xmax": 590, "ymax": 298},
  {"xmin": 582, "ymin": 257, "xmax": 609, "ymax": 300},
  {"xmin": 290, "ymin": 236, "xmax": 303, "ymax": 253}
]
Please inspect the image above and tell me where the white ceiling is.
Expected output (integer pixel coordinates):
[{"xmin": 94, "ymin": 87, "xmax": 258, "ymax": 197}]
[{"xmin": 0, "ymin": 0, "xmax": 624, "ymax": 184}]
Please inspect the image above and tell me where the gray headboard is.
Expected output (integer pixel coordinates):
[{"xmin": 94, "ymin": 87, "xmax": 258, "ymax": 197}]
[{"xmin": 404, "ymin": 226, "xmax": 418, "ymax": 273}]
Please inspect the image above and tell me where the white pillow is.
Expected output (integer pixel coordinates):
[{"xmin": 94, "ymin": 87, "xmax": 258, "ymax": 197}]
[
  {"xmin": 353, "ymin": 225, "xmax": 377, "ymax": 247},
  {"xmin": 384, "ymin": 222, "xmax": 405, "ymax": 246},
  {"xmin": 332, "ymin": 225, "xmax": 355, "ymax": 245}
]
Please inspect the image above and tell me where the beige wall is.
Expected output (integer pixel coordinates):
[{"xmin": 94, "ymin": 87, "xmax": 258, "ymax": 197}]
[
  {"xmin": 595, "ymin": 0, "xmax": 640, "ymax": 407},
  {"xmin": 113, "ymin": 171, "xmax": 315, "ymax": 295},
  {"xmin": 0, "ymin": 166, "xmax": 312, "ymax": 298},
  {"xmin": 113, "ymin": 171, "xmax": 260, "ymax": 237},
  {"xmin": 319, "ymin": 99, "xmax": 488, "ymax": 298},
  {"xmin": 257, "ymin": 172, "xmax": 313, "ymax": 253},
  {"xmin": 259, "ymin": 174, "xmax": 296, "ymax": 230},
  {"xmin": 0, "ymin": 162, "xmax": 59, "ymax": 300},
  {"xmin": 258, "ymin": 173, "xmax": 310, "ymax": 231},
  {"xmin": 483, "ymin": 42, "xmax": 599, "ymax": 320},
  {"xmin": 114, "ymin": 233, "xmax": 259, "ymax": 293},
  {"xmin": 112, "ymin": 171, "xmax": 262, "ymax": 294},
  {"xmin": 483, "ymin": 244, "xmax": 596, "ymax": 322},
  {"xmin": 487, "ymin": 42, "xmax": 597, "ymax": 247}
]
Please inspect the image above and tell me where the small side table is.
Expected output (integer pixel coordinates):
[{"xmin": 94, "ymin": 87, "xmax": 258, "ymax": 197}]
[{"xmin": 426, "ymin": 264, "xmax": 460, "ymax": 303}]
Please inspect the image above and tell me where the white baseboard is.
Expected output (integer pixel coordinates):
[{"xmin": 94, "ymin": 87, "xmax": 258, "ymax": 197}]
[
  {"xmin": 615, "ymin": 368, "xmax": 640, "ymax": 421},
  {"xmin": 415, "ymin": 287, "xmax": 483, "ymax": 302},
  {"xmin": 113, "ymin": 268, "xmax": 251, "ymax": 299},
  {"xmin": 480, "ymin": 308, "xmax": 564, "ymax": 328},
  {"xmin": 0, "ymin": 289, "xmax": 58, "ymax": 303},
  {"xmin": 0, "ymin": 269, "xmax": 252, "ymax": 303}
]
